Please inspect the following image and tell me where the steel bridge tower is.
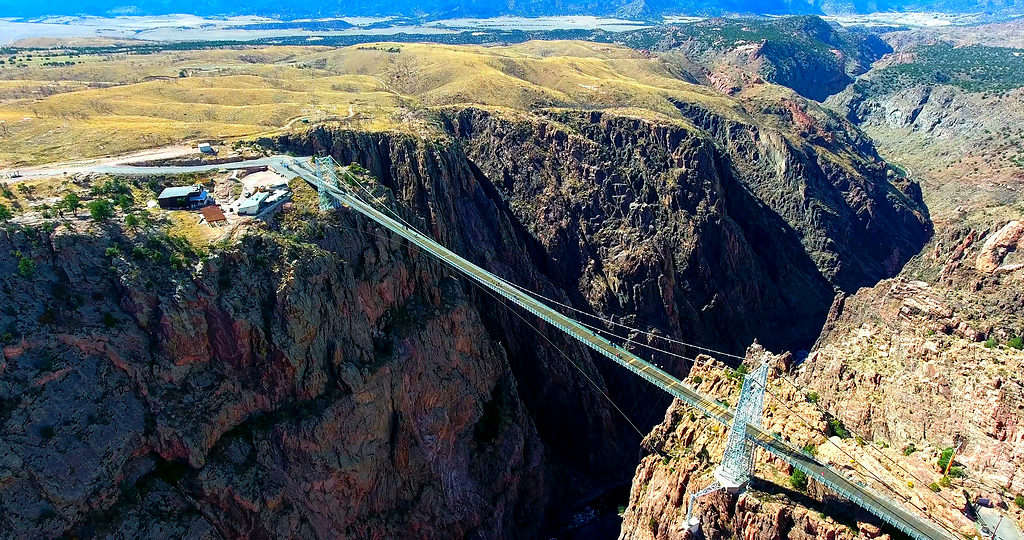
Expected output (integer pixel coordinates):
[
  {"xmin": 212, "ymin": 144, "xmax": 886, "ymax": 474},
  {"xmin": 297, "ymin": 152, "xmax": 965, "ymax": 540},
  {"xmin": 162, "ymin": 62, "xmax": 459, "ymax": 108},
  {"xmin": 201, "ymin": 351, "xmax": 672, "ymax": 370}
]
[{"xmin": 686, "ymin": 361, "xmax": 770, "ymax": 527}]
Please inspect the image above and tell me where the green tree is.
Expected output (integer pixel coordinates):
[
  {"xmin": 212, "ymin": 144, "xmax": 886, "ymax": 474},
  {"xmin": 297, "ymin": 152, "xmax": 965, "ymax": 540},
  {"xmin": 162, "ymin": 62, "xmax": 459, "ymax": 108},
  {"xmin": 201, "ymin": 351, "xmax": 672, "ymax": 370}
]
[
  {"xmin": 0, "ymin": 203, "xmax": 12, "ymax": 223},
  {"xmin": 87, "ymin": 199, "xmax": 114, "ymax": 222},
  {"xmin": 827, "ymin": 417, "xmax": 851, "ymax": 439},
  {"xmin": 60, "ymin": 192, "xmax": 80, "ymax": 216}
]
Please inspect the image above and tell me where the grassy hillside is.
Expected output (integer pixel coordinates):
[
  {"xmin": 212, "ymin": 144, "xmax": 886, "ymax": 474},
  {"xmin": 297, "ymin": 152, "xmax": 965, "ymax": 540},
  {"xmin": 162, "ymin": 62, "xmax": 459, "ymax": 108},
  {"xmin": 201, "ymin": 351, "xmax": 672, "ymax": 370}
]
[
  {"xmin": 0, "ymin": 40, "xmax": 871, "ymax": 171},
  {"xmin": 0, "ymin": 41, "xmax": 745, "ymax": 166}
]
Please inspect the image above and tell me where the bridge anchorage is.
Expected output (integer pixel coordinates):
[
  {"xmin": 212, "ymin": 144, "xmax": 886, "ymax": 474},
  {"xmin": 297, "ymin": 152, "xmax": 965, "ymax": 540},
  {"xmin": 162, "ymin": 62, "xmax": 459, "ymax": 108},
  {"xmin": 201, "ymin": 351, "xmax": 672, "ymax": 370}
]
[{"xmin": 288, "ymin": 156, "xmax": 958, "ymax": 540}]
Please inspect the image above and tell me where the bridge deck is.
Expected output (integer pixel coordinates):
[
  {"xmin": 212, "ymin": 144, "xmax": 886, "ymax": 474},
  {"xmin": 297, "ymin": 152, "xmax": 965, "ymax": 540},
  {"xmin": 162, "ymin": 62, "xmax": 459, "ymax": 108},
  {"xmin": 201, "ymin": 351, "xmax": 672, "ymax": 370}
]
[{"xmin": 293, "ymin": 157, "xmax": 954, "ymax": 540}]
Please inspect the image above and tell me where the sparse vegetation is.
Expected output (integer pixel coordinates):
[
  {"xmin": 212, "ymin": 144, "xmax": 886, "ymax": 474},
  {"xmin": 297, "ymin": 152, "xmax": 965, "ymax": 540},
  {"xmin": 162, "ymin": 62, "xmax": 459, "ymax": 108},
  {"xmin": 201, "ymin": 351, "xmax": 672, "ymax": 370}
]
[
  {"xmin": 59, "ymin": 192, "xmax": 80, "ymax": 216},
  {"xmin": 827, "ymin": 417, "xmax": 851, "ymax": 439},
  {"xmin": 790, "ymin": 468, "xmax": 808, "ymax": 491},
  {"xmin": 16, "ymin": 255, "xmax": 35, "ymax": 278},
  {"xmin": 867, "ymin": 43, "xmax": 1024, "ymax": 94},
  {"xmin": 726, "ymin": 364, "xmax": 749, "ymax": 382}
]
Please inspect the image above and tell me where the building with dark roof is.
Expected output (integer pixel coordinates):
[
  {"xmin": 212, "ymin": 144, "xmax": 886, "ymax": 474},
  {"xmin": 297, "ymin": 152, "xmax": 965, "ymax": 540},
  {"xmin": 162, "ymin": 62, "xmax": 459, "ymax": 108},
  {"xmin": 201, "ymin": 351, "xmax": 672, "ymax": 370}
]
[{"xmin": 157, "ymin": 185, "xmax": 211, "ymax": 209}]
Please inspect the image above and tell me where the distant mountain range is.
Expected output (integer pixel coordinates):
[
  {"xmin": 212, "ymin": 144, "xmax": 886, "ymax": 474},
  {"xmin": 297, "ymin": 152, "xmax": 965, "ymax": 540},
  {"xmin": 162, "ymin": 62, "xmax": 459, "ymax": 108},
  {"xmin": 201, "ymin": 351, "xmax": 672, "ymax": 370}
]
[{"xmin": 6, "ymin": 0, "xmax": 1023, "ymax": 19}]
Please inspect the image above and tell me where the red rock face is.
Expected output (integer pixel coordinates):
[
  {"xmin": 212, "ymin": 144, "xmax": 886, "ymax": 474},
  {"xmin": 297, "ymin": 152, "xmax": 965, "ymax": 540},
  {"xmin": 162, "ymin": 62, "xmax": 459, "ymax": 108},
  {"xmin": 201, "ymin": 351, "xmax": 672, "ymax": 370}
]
[{"xmin": 976, "ymin": 220, "xmax": 1024, "ymax": 273}]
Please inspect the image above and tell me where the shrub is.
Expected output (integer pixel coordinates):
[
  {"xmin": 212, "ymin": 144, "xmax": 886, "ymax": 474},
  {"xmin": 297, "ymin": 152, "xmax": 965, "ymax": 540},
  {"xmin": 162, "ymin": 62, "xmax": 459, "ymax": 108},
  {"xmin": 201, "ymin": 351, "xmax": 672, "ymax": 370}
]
[
  {"xmin": 726, "ymin": 364, "xmax": 749, "ymax": 382},
  {"xmin": 1009, "ymin": 336, "xmax": 1023, "ymax": 350},
  {"xmin": 929, "ymin": 482, "xmax": 941, "ymax": 492},
  {"xmin": 790, "ymin": 469, "xmax": 808, "ymax": 491},
  {"xmin": 903, "ymin": 443, "xmax": 917, "ymax": 456},
  {"xmin": 1015, "ymin": 494, "xmax": 1024, "ymax": 508},
  {"xmin": 984, "ymin": 337, "xmax": 999, "ymax": 348},
  {"xmin": 124, "ymin": 213, "xmax": 140, "ymax": 230},
  {"xmin": 115, "ymin": 193, "xmax": 134, "ymax": 212},
  {"xmin": 806, "ymin": 391, "xmax": 820, "ymax": 403},
  {"xmin": 938, "ymin": 447, "xmax": 955, "ymax": 471},
  {"xmin": 802, "ymin": 443, "xmax": 817, "ymax": 457},
  {"xmin": 827, "ymin": 417, "xmax": 850, "ymax": 439},
  {"xmin": 690, "ymin": 375, "xmax": 702, "ymax": 385},
  {"xmin": 0, "ymin": 203, "xmax": 12, "ymax": 223},
  {"xmin": 87, "ymin": 199, "xmax": 114, "ymax": 221},
  {"xmin": 939, "ymin": 475, "xmax": 951, "ymax": 488},
  {"xmin": 17, "ymin": 256, "xmax": 35, "ymax": 277}
]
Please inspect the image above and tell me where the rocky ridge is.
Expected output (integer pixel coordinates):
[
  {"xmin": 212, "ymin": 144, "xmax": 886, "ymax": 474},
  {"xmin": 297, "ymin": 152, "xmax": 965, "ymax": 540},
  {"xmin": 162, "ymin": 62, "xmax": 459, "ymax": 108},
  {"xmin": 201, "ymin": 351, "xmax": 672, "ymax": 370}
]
[{"xmin": 614, "ymin": 16, "xmax": 892, "ymax": 101}]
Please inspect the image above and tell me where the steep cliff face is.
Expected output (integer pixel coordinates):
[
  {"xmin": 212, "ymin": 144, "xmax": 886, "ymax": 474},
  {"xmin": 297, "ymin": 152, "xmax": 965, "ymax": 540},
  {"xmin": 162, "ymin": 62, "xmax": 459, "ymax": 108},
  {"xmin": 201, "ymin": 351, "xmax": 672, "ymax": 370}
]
[
  {"xmin": 0, "ymin": 102, "xmax": 932, "ymax": 538},
  {"xmin": 0, "ymin": 210, "xmax": 546, "ymax": 538},
  {"xmin": 278, "ymin": 106, "xmax": 929, "ymax": 354}
]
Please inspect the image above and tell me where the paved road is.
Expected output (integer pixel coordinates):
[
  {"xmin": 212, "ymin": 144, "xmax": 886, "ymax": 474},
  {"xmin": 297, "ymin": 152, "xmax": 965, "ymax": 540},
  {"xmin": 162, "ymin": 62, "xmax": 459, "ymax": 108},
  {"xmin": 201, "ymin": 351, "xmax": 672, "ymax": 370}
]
[
  {"xmin": 301, "ymin": 157, "xmax": 956, "ymax": 540},
  {"xmin": 92, "ymin": 155, "xmax": 300, "ymax": 176},
  {"xmin": 0, "ymin": 145, "xmax": 197, "ymax": 181},
  {"xmin": 977, "ymin": 506, "xmax": 1023, "ymax": 540},
  {"xmin": 0, "ymin": 149, "xmax": 312, "ymax": 181}
]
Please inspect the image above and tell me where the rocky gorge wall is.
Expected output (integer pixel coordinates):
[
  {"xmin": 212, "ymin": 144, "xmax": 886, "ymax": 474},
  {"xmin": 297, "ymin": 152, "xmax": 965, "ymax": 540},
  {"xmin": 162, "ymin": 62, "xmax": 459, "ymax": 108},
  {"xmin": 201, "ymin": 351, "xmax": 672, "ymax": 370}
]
[{"xmin": 0, "ymin": 103, "xmax": 932, "ymax": 538}]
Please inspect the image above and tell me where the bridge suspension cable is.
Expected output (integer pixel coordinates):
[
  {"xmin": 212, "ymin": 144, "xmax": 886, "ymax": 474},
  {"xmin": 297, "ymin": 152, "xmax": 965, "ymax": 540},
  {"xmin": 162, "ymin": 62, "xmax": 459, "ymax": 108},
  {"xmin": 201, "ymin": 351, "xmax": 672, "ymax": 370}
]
[
  {"xmin": 314, "ymin": 160, "xmax": 648, "ymax": 439},
  {"xmin": 306, "ymin": 156, "xmax": 958, "ymax": 539},
  {"xmin": 476, "ymin": 267, "xmax": 968, "ymax": 516},
  {"xmin": 465, "ymin": 275, "xmax": 648, "ymax": 438},
  {"xmin": 329, "ymin": 158, "xmax": 966, "ymax": 520}
]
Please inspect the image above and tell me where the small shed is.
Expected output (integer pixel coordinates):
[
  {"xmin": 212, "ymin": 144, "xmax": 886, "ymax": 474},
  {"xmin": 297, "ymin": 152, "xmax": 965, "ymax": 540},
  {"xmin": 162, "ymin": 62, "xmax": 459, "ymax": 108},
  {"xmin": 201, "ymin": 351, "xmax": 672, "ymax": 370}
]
[{"xmin": 200, "ymin": 205, "xmax": 227, "ymax": 225}]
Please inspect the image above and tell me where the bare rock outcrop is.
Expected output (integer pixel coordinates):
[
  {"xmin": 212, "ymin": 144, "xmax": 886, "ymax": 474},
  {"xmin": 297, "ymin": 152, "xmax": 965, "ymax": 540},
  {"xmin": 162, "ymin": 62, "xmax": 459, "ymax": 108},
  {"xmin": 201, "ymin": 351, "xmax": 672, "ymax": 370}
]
[{"xmin": 976, "ymin": 220, "xmax": 1024, "ymax": 273}]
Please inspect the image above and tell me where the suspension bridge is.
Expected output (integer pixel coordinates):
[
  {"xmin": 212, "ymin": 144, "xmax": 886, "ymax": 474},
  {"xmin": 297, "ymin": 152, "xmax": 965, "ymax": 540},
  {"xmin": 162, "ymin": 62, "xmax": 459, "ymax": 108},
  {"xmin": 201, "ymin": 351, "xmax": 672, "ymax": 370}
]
[{"xmin": 278, "ymin": 155, "xmax": 957, "ymax": 540}]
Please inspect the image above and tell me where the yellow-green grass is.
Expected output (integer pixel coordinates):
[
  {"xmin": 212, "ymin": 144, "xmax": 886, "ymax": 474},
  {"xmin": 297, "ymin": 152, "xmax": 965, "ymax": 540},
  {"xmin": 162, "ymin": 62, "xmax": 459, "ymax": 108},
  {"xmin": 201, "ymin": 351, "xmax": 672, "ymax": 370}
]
[{"xmin": 0, "ymin": 40, "xmax": 851, "ymax": 168}]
